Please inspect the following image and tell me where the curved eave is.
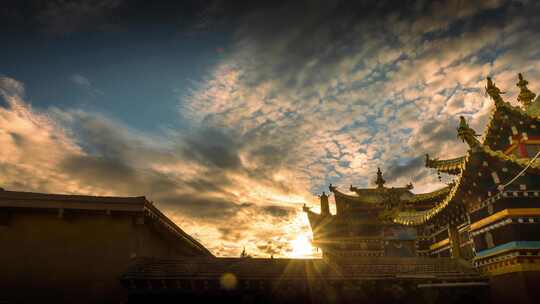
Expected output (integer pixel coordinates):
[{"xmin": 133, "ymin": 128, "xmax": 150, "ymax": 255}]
[
  {"xmin": 394, "ymin": 142, "xmax": 540, "ymax": 226},
  {"xmin": 392, "ymin": 169, "xmax": 464, "ymax": 226},
  {"xmin": 407, "ymin": 185, "xmax": 453, "ymax": 204},
  {"xmin": 331, "ymin": 187, "xmax": 384, "ymax": 205},
  {"xmin": 425, "ymin": 156, "xmax": 466, "ymax": 175}
]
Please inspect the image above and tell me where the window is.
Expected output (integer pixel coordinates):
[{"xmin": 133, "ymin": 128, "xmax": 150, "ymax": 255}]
[{"xmin": 485, "ymin": 232, "xmax": 494, "ymax": 249}]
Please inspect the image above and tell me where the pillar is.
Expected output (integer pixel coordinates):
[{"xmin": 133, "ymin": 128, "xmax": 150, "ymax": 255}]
[
  {"xmin": 320, "ymin": 192, "xmax": 330, "ymax": 216},
  {"xmin": 448, "ymin": 225, "xmax": 462, "ymax": 259}
]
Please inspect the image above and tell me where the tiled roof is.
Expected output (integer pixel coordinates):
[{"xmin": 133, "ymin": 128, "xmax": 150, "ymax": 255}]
[
  {"xmin": 425, "ymin": 155, "xmax": 465, "ymax": 175},
  {"xmin": 0, "ymin": 189, "xmax": 147, "ymax": 211},
  {"xmin": 123, "ymin": 256, "xmax": 483, "ymax": 281}
]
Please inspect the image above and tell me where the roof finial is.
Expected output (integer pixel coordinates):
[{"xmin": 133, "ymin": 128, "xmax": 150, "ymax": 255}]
[
  {"xmin": 457, "ymin": 116, "xmax": 480, "ymax": 147},
  {"xmin": 516, "ymin": 73, "xmax": 536, "ymax": 109},
  {"xmin": 485, "ymin": 77, "xmax": 505, "ymax": 104},
  {"xmin": 375, "ymin": 167, "xmax": 386, "ymax": 189},
  {"xmin": 240, "ymin": 247, "xmax": 248, "ymax": 258},
  {"xmin": 329, "ymin": 183, "xmax": 336, "ymax": 192}
]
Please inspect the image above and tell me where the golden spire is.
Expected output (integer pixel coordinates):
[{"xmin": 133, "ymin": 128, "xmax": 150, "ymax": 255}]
[
  {"xmin": 485, "ymin": 77, "xmax": 505, "ymax": 105},
  {"xmin": 516, "ymin": 73, "xmax": 536, "ymax": 109},
  {"xmin": 457, "ymin": 116, "xmax": 480, "ymax": 148},
  {"xmin": 375, "ymin": 167, "xmax": 386, "ymax": 189}
]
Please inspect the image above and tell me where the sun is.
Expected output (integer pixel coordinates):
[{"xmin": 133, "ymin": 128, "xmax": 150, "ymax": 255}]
[{"xmin": 290, "ymin": 234, "xmax": 314, "ymax": 258}]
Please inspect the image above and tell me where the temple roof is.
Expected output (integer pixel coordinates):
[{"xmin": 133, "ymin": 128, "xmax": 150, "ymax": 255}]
[
  {"xmin": 425, "ymin": 154, "xmax": 465, "ymax": 175},
  {"xmin": 424, "ymin": 73, "xmax": 540, "ymax": 176},
  {"xmin": 0, "ymin": 189, "xmax": 148, "ymax": 211},
  {"xmin": 396, "ymin": 139, "xmax": 540, "ymax": 225},
  {"xmin": 123, "ymin": 256, "xmax": 482, "ymax": 281},
  {"xmin": 408, "ymin": 185, "xmax": 452, "ymax": 203},
  {"xmin": 0, "ymin": 188, "xmax": 213, "ymax": 256},
  {"xmin": 481, "ymin": 75, "xmax": 540, "ymax": 151},
  {"xmin": 393, "ymin": 75, "xmax": 540, "ymax": 226},
  {"xmin": 329, "ymin": 183, "xmax": 451, "ymax": 206}
]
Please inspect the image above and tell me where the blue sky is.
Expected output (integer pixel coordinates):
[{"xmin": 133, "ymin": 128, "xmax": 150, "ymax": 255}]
[
  {"xmin": 1, "ymin": 0, "xmax": 540, "ymax": 257},
  {"xmin": 0, "ymin": 27, "xmax": 231, "ymax": 131}
]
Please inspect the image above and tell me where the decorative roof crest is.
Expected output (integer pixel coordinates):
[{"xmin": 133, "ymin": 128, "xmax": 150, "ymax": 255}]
[
  {"xmin": 457, "ymin": 116, "xmax": 480, "ymax": 148},
  {"xmin": 485, "ymin": 77, "xmax": 505, "ymax": 104},
  {"xmin": 375, "ymin": 167, "xmax": 386, "ymax": 189},
  {"xmin": 516, "ymin": 73, "xmax": 536, "ymax": 109}
]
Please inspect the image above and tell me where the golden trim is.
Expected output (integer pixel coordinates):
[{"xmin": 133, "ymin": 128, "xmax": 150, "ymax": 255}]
[
  {"xmin": 504, "ymin": 140, "xmax": 540, "ymax": 155},
  {"xmin": 474, "ymin": 247, "xmax": 515, "ymax": 260},
  {"xmin": 481, "ymin": 262, "xmax": 540, "ymax": 276},
  {"xmin": 429, "ymin": 238, "xmax": 449, "ymax": 250},
  {"xmin": 504, "ymin": 143, "xmax": 519, "ymax": 155},
  {"xmin": 470, "ymin": 210, "xmax": 509, "ymax": 231},
  {"xmin": 470, "ymin": 208, "xmax": 540, "ymax": 231}
]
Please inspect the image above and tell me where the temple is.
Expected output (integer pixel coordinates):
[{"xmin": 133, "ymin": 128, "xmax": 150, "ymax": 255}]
[
  {"xmin": 303, "ymin": 168, "xmax": 450, "ymax": 259},
  {"xmin": 305, "ymin": 73, "xmax": 540, "ymax": 303},
  {"xmin": 2, "ymin": 73, "xmax": 539, "ymax": 303}
]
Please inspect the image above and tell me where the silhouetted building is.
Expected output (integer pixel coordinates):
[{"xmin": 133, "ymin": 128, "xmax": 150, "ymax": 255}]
[
  {"xmin": 304, "ymin": 170, "xmax": 448, "ymax": 259},
  {"xmin": 0, "ymin": 189, "xmax": 211, "ymax": 303},
  {"xmin": 122, "ymin": 256, "xmax": 488, "ymax": 304},
  {"xmin": 2, "ymin": 74, "xmax": 539, "ymax": 304},
  {"xmin": 304, "ymin": 74, "xmax": 540, "ymax": 304}
]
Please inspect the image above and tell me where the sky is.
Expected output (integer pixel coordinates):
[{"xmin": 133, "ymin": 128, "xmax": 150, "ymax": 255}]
[{"xmin": 1, "ymin": 0, "xmax": 540, "ymax": 258}]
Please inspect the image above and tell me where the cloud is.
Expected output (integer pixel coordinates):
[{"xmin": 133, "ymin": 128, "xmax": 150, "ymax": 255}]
[
  {"xmin": 183, "ymin": 0, "xmax": 540, "ymax": 196},
  {"xmin": 71, "ymin": 74, "xmax": 92, "ymax": 87},
  {"xmin": 0, "ymin": 77, "xmax": 316, "ymax": 257},
  {"xmin": 3, "ymin": 0, "xmax": 540, "ymax": 257},
  {"xmin": 0, "ymin": 76, "xmax": 25, "ymax": 98},
  {"xmin": 70, "ymin": 74, "xmax": 103, "ymax": 96},
  {"xmin": 180, "ymin": 128, "xmax": 242, "ymax": 170}
]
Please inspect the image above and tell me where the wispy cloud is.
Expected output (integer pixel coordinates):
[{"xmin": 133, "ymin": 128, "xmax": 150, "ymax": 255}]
[
  {"xmin": 184, "ymin": 0, "xmax": 540, "ymax": 194},
  {"xmin": 2, "ymin": 0, "xmax": 540, "ymax": 257},
  {"xmin": 0, "ymin": 76, "xmax": 315, "ymax": 257},
  {"xmin": 70, "ymin": 74, "xmax": 104, "ymax": 96}
]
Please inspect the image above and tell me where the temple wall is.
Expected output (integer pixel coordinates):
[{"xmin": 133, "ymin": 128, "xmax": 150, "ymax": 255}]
[
  {"xmin": 489, "ymin": 272, "xmax": 540, "ymax": 304},
  {"xmin": 0, "ymin": 208, "xmax": 204, "ymax": 303}
]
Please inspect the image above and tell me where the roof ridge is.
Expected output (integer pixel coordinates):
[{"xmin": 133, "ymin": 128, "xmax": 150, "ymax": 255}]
[{"xmin": 0, "ymin": 189, "xmax": 147, "ymax": 201}]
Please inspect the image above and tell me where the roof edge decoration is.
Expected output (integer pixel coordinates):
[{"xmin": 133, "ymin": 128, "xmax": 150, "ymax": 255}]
[
  {"xmin": 392, "ymin": 166, "xmax": 465, "ymax": 226},
  {"xmin": 481, "ymin": 74, "xmax": 540, "ymax": 147},
  {"xmin": 394, "ymin": 86, "xmax": 540, "ymax": 226},
  {"xmin": 425, "ymin": 154, "xmax": 465, "ymax": 175},
  {"xmin": 408, "ymin": 185, "xmax": 453, "ymax": 203},
  {"xmin": 328, "ymin": 182, "xmax": 452, "ymax": 207},
  {"xmin": 395, "ymin": 138, "xmax": 540, "ymax": 226}
]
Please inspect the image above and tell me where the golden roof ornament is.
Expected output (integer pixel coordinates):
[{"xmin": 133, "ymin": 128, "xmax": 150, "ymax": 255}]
[
  {"xmin": 457, "ymin": 116, "xmax": 480, "ymax": 147},
  {"xmin": 240, "ymin": 247, "xmax": 250, "ymax": 258},
  {"xmin": 516, "ymin": 73, "xmax": 536, "ymax": 109},
  {"xmin": 527, "ymin": 95, "xmax": 540, "ymax": 117},
  {"xmin": 375, "ymin": 167, "xmax": 386, "ymax": 189},
  {"xmin": 485, "ymin": 77, "xmax": 505, "ymax": 104}
]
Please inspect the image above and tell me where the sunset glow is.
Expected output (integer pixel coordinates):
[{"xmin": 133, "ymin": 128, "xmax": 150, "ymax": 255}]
[
  {"xmin": 2, "ymin": 0, "xmax": 540, "ymax": 258},
  {"xmin": 290, "ymin": 234, "xmax": 314, "ymax": 258}
]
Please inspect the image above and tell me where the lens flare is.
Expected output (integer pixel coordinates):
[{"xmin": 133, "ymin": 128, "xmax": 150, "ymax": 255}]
[{"xmin": 290, "ymin": 234, "xmax": 313, "ymax": 258}]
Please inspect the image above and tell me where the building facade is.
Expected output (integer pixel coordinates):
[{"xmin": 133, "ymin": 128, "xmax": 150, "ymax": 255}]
[
  {"xmin": 303, "ymin": 169, "xmax": 450, "ymax": 260},
  {"xmin": 2, "ymin": 74, "xmax": 539, "ymax": 303},
  {"xmin": 305, "ymin": 74, "xmax": 540, "ymax": 303},
  {"xmin": 0, "ymin": 189, "xmax": 211, "ymax": 303}
]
